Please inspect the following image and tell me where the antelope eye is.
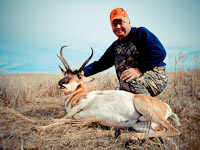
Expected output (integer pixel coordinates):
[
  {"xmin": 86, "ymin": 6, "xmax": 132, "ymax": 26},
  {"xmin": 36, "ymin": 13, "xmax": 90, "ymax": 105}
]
[{"xmin": 77, "ymin": 74, "xmax": 82, "ymax": 79}]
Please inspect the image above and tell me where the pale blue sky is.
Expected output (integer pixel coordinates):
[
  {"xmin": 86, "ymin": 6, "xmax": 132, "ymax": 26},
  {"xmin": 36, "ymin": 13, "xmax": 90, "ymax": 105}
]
[{"xmin": 0, "ymin": 0, "xmax": 199, "ymax": 74}]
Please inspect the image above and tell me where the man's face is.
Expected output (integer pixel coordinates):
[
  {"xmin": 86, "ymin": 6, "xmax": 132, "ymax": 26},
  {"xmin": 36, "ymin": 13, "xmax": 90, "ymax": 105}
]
[{"xmin": 111, "ymin": 18, "xmax": 131, "ymax": 39}]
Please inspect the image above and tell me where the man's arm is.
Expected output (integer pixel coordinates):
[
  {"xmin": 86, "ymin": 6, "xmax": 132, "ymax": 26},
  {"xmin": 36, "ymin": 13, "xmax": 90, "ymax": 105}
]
[
  {"xmin": 83, "ymin": 44, "xmax": 115, "ymax": 77},
  {"xmin": 136, "ymin": 27, "xmax": 166, "ymax": 68}
]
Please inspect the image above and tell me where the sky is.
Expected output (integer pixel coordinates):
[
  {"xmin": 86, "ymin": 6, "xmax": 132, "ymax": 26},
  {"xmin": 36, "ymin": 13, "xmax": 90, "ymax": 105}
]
[{"xmin": 0, "ymin": 0, "xmax": 200, "ymax": 74}]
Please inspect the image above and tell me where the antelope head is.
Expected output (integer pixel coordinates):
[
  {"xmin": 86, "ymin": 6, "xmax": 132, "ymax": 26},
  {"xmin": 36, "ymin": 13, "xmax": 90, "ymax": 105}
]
[{"xmin": 57, "ymin": 46, "xmax": 93, "ymax": 95}]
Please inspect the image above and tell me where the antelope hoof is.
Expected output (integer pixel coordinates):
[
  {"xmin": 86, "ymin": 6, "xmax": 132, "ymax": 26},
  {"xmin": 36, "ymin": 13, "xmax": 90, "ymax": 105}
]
[
  {"xmin": 31, "ymin": 127, "xmax": 38, "ymax": 132},
  {"xmin": 129, "ymin": 136, "xmax": 141, "ymax": 143},
  {"xmin": 114, "ymin": 129, "xmax": 121, "ymax": 139},
  {"xmin": 129, "ymin": 139, "xmax": 137, "ymax": 144},
  {"xmin": 125, "ymin": 139, "xmax": 137, "ymax": 147}
]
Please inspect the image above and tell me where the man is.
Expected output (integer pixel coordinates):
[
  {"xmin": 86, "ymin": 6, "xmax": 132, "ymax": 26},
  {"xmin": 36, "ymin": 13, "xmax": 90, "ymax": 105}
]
[{"xmin": 83, "ymin": 8, "xmax": 168, "ymax": 97}]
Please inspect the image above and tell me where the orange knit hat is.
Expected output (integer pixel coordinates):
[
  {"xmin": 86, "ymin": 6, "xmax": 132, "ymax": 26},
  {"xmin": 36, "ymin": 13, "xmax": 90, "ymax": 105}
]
[{"xmin": 110, "ymin": 8, "xmax": 128, "ymax": 22}]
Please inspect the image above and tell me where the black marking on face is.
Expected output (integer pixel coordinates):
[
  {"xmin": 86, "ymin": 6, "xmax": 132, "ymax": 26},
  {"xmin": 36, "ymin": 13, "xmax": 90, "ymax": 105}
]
[
  {"xmin": 58, "ymin": 77, "xmax": 69, "ymax": 85},
  {"xmin": 65, "ymin": 69, "xmax": 79, "ymax": 75}
]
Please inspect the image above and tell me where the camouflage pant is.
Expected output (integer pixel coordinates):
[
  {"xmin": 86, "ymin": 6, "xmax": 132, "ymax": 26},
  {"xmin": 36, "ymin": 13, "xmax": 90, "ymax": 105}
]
[{"xmin": 119, "ymin": 67, "xmax": 168, "ymax": 97}]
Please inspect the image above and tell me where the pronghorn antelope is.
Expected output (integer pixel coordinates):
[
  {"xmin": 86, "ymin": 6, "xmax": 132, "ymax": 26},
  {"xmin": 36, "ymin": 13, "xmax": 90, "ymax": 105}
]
[{"xmin": 32, "ymin": 46, "xmax": 181, "ymax": 142}]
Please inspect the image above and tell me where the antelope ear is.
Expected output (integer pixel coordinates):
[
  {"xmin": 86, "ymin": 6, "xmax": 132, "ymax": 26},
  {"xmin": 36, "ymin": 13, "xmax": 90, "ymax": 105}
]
[
  {"xmin": 81, "ymin": 77, "xmax": 95, "ymax": 84},
  {"xmin": 59, "ymin": 66, "xmax": 66, "ymax": 75}
]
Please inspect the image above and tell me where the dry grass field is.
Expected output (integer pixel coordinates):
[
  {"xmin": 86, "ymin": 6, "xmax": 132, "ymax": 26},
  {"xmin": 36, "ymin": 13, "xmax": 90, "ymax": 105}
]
[{"xmin": 0, "ymin": 68, "xmax": 199, "ymax": 149}]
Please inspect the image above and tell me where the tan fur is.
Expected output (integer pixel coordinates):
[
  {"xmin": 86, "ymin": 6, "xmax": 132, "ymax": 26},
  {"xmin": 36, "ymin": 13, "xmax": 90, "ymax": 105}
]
[
  {"xmin": 130, "ymin": 94, "xmax": 180, "ymax": 141},
  {"xmin": 133, "ymin": 94, "xmax": 168, "ymax": 119},
  {"xmin": 65, "ymin": 85, "xmax": 87, "ymax": 109}
]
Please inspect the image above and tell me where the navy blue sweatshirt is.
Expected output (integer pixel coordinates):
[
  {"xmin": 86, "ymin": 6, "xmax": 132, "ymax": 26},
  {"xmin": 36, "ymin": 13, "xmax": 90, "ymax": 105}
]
[{"xmin": 83, "ymin": 27, "xmax": 166, "ymax": 76}]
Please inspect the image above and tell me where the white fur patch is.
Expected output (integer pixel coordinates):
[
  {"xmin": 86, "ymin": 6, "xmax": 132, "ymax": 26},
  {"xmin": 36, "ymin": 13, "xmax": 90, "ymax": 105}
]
[
  {"xmin": 70, "ymin": 90, "xmax": 140, "ymax": 128},
  {"xmin": 62, "ymin": 81, "xmax": 79, "ymax": 94},
  {"xmin": 164, "ymin": 103, "xmax": 172, "ymax": 120}
]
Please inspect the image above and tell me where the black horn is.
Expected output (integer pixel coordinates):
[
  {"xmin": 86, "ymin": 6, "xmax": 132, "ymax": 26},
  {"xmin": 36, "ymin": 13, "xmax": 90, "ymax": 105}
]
[
  {"xmin": 78, "ymin": 47, "xmax": 94, "ymax": 72},
  {"xmin": 57, "ymin": 46, "xmax": 70, "ymax": 71}
]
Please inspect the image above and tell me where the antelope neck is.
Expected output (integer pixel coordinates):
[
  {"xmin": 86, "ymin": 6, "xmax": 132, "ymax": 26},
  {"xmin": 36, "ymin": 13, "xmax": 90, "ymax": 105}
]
[{"xmin": 64, "ymin": 85, "xmax": 87, "ymax": 112}]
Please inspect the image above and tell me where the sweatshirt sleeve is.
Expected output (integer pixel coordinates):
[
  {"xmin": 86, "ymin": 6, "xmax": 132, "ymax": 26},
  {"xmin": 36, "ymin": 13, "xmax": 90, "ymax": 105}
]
[
  {"xmin": 136, "ymin": 27, "xmax": 166, "ymax": 69},
  {"xmin": 83, "ymin": 44, "xmax": 115, "ymax": 77}
]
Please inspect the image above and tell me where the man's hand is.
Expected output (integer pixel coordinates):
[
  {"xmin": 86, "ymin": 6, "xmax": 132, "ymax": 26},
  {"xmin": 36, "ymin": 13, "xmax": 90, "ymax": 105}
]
[{"xmin": 120, "ymin": 68, "xmax": 143, "ymax": 82}]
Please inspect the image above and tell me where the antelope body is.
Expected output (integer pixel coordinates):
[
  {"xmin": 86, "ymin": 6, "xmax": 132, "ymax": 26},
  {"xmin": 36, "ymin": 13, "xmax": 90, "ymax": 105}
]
[{"xmin": 33, "ymin": 46, "xmax": 181, "ymax": 142}]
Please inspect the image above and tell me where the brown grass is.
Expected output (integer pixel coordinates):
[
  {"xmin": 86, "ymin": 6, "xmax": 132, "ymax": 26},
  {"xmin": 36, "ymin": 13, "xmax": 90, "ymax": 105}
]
[{"xmin": 0, "ymin": 65, "xmax": 200, "ymax": 149}]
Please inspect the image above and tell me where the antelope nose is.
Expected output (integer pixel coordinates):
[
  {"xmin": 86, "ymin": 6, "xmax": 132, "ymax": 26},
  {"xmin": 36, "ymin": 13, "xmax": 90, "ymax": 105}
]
[
  {"xmin": 58, "ymin": 77, "xmax": 68, "ymax": 85},
  {"xmin": 58, "ymin": 79, "xmax": 64, "ymax": 86},
  {"xmin": 58, "ymin": 81, "xmax": 62, "ymax": 86}
]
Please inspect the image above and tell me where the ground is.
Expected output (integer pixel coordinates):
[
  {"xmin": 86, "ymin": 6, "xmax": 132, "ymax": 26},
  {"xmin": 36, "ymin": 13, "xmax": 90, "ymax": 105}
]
[{"xmin": 0, "ymin": 70, "xmax": 199, "ymax": 149}]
